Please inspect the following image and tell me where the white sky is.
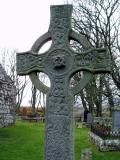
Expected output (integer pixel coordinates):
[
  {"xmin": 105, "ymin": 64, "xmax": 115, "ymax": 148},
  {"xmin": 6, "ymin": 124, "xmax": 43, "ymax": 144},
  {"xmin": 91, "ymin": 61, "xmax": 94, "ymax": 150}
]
[
  {"xmin": 0, "ymin": 0, "xmax": 69, "ymax": 52},
  {"xmin": 0, "ymin": 0, "xmax": 73, "ymax": 106}
]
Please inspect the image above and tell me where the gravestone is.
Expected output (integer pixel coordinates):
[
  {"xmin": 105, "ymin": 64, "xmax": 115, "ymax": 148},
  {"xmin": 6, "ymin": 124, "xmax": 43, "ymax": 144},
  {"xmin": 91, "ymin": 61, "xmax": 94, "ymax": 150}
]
[
  {"xmin": 114, "ymin": 111, "xmax": 120, "ymax": 129},
  {"xmin": 86, "ymin": 113, "xmax": 93, "ymax": 127},
  {"xmin": 16, "ymin": 5, "xmax": 110, "ymax": 160},
  {"xmin": 112, "ymin": 107, "xmax": 120, "ymax": 129}
]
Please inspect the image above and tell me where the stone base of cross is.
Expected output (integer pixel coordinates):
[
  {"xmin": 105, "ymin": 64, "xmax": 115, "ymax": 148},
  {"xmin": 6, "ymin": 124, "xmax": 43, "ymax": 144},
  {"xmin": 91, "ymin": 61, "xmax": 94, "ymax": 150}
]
[{"xmin": 16, "ymin": 5, "xmax": 111, "ymax": 160}]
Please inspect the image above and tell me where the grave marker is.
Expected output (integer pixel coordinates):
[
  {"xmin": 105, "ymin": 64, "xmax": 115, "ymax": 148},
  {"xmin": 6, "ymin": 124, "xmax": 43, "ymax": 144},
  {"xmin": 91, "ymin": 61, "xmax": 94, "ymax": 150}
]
[
  {"xmin": 112, "ymin": 107, "xmax": 120, "ymax": 129},
  {"xmin": 87, "ymin": 113, "xmax": 93, "ymax": 127},
  {"xmin": 16, "ymin": 5, "xmax": 110, "ymax": 160}
]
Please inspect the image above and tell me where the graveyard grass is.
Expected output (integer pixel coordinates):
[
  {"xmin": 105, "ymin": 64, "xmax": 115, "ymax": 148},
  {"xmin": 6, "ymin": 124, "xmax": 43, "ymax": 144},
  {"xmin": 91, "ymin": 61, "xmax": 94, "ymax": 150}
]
[{"xmin": 0, "ymin": 121, "xmax": 120, "ymax": 160}]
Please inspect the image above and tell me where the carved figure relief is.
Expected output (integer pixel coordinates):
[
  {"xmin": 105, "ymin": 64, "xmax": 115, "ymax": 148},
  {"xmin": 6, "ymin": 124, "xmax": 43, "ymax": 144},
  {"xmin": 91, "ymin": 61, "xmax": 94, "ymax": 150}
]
[
  {"xmin": 45, "ymin": 49, "xmax": 73, "ymax": 75},
  {"xmin": 53, "ymin": 55, "xmax": 66, "ymax": 69}
]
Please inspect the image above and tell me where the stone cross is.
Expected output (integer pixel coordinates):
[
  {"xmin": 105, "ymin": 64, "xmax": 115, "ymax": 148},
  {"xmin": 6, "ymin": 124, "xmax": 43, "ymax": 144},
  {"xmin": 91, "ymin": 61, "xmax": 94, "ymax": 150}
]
[{"xmin": 16, "ymin": 5, "xmax": 110, "ymax": 160}]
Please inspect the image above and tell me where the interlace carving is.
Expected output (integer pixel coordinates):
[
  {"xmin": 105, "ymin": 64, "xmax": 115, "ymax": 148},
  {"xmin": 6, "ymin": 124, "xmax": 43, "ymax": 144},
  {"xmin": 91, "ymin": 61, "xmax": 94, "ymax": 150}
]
[{"xmin": 16, "ymin": 5, "xmax": 111, "ymax": 160}]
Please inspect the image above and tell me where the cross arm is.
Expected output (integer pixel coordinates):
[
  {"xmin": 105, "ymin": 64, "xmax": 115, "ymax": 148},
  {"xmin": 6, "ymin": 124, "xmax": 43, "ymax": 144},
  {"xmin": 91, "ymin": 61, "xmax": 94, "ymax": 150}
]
[
  {"xmin": 16, "ymin": 51, "xmax": 45, "ymax": 75},
  {"xmin": 73, "ymin": 47, "xmax": 111, "ymax": 73}
]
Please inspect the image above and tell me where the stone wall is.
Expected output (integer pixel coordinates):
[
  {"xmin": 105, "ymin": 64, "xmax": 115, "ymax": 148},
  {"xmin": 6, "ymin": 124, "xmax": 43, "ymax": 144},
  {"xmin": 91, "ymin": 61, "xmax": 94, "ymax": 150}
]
[
  {"xmin": 93, "ymin": 117, "xmax": 112, "ymax": 127},
  {"xmin": 89, "ymin": 132, "xmax": 120, "ymax": 151},
  {"xmin": 90, "ymin": 116, "xmax": 120, "ymax": 151},
  {"xmin": 0, "ymin": 64, "xmax": 16, "ymax": 127}
]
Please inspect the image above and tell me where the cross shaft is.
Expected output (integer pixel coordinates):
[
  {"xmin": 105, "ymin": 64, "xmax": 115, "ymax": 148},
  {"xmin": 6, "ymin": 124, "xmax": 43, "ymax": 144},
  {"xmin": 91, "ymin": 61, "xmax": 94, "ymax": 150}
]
[{"xmin": 16, "ymin": 5, "xmax": 111, "ymax": 160}]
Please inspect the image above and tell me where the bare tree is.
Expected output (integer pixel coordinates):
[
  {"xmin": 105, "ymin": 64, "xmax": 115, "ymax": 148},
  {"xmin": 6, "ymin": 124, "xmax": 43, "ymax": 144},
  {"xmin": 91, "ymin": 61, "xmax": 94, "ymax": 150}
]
[
  {"xmin": 73, "ymin": 0, "xmax": 120, "ymax": 87},
  {"xmin": 30, "ymin": 84, "xmax": 37, "ymax": 114},
  {"xmin": 29, "ymin": 72, "xmax": 49, "ymax": 114},
  {"xmin": 71, "ymin": 0, "xmax": 120, "ymax": 116}
]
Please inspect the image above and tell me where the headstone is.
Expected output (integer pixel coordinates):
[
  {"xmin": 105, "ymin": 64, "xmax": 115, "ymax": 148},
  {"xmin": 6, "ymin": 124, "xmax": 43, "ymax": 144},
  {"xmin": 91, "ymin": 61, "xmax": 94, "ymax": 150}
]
[
  {"xmin": 16, "ymin": 5, "xmax": 110, "ymax": 160},
  {"xmin": 112, "ymin": 107, "xmax": 120, "ymax": 129},
  {"xmin": 86, "ymin": 113, "xmax": 93, "ymax": 127}
]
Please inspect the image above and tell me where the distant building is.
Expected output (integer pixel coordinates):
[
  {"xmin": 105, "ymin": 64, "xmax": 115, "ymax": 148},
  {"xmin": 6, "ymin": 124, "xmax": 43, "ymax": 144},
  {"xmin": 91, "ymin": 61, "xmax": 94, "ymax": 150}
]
[{"xmin": 0, "ymin": 64, "xmax": 16, "ymax": 127}]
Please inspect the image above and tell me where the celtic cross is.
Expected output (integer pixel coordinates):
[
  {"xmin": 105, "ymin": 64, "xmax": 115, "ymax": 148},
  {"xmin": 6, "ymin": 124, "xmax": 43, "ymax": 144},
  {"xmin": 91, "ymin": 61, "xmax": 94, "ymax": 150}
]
[{"xmin": 16, "ymin": 5, "xmax": 110, "ymax": 160}]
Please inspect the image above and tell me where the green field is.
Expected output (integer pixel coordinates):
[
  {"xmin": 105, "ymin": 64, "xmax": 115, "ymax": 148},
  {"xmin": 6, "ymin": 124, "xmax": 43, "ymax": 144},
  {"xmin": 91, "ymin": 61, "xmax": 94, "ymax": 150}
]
[{"xmin": 0, "ymin": 121, "xmax": 120, "ymax": 160}]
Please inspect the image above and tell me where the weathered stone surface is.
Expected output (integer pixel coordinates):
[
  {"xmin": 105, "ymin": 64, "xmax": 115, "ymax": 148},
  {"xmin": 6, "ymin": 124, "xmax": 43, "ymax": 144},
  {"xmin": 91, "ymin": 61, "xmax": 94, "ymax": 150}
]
[
  {"xmin": 90, "ymin": 116, "xmax": 120, "ymax": 151},
  {"xmin": 113, "ymin": 111, "xmax": 120, "ymax": 129},
  {"xmin": 16, "ymin": 5, "xmax": 111, "ymax": 160},
  {"xmin": 86, "ymin": 113, "xmax": 93, "ymax": 127},
  {"xmin": 93, "ymin": 117, "xmax": 112, "ymax": 127},
  {"xmin": 89, "ymin": 132, "xmax": 120, "ymax": 151},
  {"xmin": 112, "ymin": 107, "xmax": 120, "ymax": 129},
  {"xmin": 0, "ymin": 64, "xmax": 16, "ymax": 128}
]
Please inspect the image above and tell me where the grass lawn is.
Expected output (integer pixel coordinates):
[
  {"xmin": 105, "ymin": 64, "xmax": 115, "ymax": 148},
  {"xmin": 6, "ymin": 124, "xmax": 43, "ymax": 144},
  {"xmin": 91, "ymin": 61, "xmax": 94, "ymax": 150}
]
[{"xmin": 0, "ymin": 121, "xmax": 120, "ymax": 160}]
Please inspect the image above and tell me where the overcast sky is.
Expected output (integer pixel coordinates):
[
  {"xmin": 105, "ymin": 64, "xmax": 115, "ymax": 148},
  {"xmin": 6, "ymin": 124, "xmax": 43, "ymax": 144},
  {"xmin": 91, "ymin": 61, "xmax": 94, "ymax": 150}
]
[
  {"xmin": 0, "ymin": 0, "xmax": 73, "ymax": 106},
  {"xmin": 0, "ymin": 0, "xmax": 70, "ymax": 52}
]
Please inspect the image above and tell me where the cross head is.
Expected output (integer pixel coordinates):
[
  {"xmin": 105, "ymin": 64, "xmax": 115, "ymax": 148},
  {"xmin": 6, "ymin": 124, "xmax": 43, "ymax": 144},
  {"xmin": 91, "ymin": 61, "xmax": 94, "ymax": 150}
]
[{"xmin": 16, "ymin": 5, "xmax": 110, "ymax": 160}]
